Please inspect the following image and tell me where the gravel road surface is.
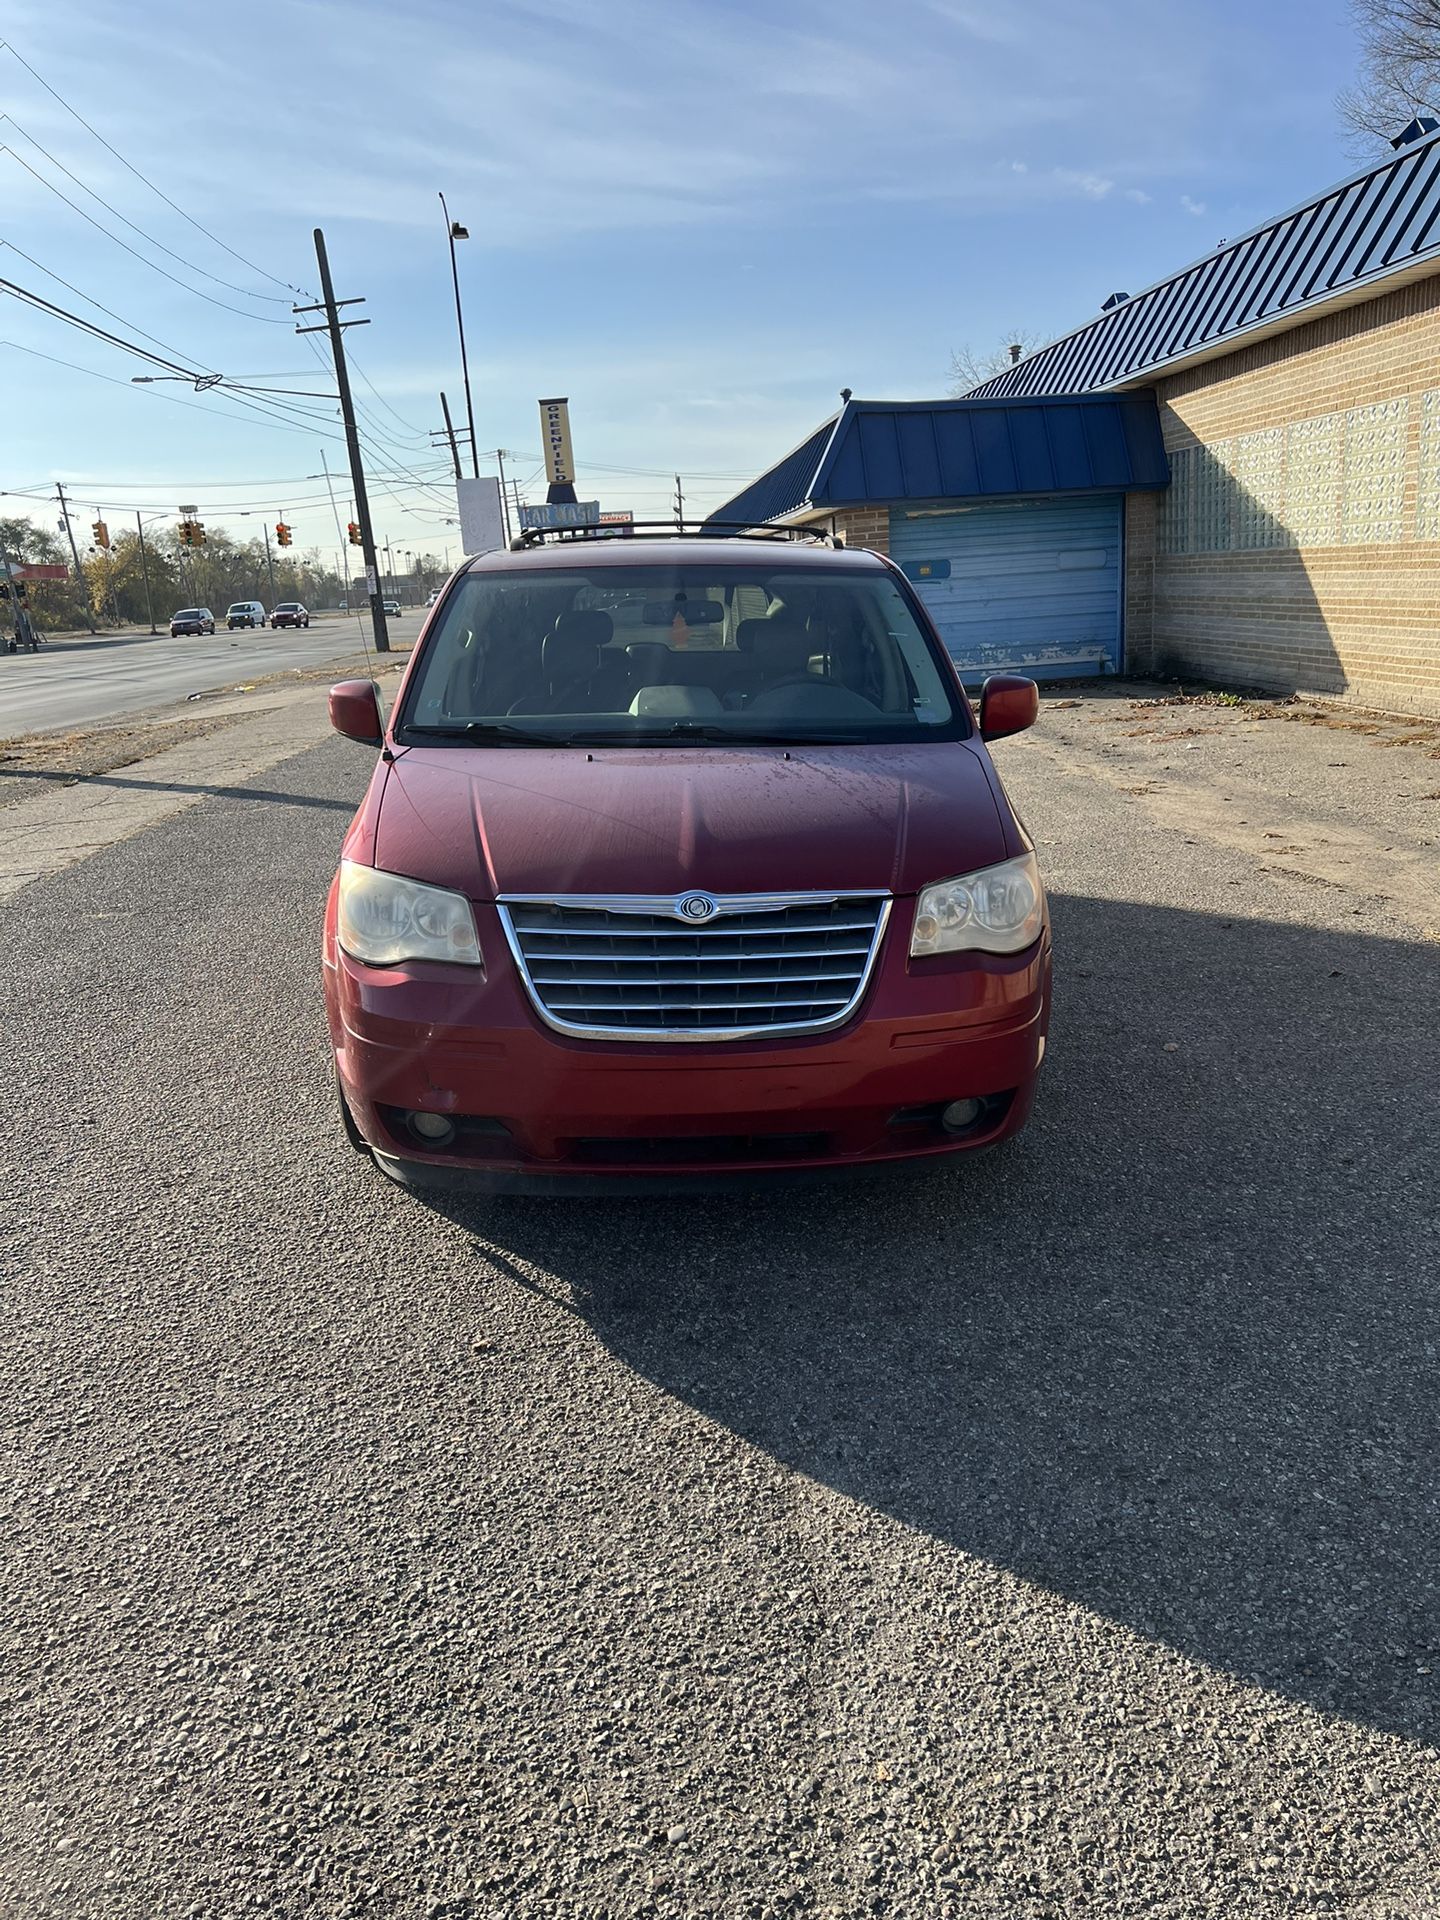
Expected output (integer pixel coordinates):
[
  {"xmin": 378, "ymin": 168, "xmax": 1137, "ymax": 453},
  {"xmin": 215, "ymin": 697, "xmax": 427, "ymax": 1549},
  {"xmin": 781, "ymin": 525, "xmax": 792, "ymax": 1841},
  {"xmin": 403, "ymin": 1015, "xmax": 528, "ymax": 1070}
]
[{"xmin": 2, "ymin": 691, "xmax": 1437, "ymax": 1918}]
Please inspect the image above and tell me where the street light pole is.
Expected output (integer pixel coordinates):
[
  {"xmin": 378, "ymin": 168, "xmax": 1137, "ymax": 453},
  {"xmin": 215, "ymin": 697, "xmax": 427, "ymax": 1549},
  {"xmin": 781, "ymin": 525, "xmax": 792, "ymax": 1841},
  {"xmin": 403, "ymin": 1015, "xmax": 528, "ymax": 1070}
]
[
  {"xmin": 261, "ymin": 519, "xmax": 277, "ymax": 608},
  {"xmin": 439, "ymin": 191, "xmax": 479, "ymax": 479},
  {"xmin": 135, "ymin": 510, "xmax": 158, "ymax": 633}
]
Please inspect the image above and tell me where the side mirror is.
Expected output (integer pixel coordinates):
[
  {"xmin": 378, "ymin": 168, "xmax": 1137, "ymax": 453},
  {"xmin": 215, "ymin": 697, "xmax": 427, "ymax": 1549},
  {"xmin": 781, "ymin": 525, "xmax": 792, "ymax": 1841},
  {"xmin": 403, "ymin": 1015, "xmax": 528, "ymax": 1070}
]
[
  {"xmin": 329, "ymin": 678, "xmax": 384, "ymax": 747},
  {"xmin": 979, "ymin": 673, "xmax": 1039, "ymax": 742}
]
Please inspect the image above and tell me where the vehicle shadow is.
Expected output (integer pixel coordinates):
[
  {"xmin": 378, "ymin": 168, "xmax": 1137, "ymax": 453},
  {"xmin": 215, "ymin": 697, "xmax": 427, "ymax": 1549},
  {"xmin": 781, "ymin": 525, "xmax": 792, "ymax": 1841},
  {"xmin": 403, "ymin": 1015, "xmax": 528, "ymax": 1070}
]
[
  {"xmin": 414, "ymin": 892, "xmax": 1440, "ymax": 1748},
  {"xmin": 0, "ymin": 767, "xmax": 355, "ymax": 811}
]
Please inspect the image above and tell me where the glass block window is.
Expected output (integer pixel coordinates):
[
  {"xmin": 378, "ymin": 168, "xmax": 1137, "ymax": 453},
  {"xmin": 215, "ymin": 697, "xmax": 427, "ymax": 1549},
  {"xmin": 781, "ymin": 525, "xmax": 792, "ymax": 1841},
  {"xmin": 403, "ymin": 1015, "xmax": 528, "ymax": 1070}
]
[
  {"xmin": 1234, "ymin": 427, "xmax": 1290, "ymax": 549},
  {"xmin": 1341, "ymin": 397, "xmax": 1409, "ymax": 544},
  {"xmin": 1190, "ymin": 440, "xmax": 1234, "ymax": 552},
  {"xmin": 1285, "ymin": 413, "xmax": 1342, "ymax": 547},
  {"xmin": 1417, "ymin": 389, "xmax": 1440, "ymax": 540}
]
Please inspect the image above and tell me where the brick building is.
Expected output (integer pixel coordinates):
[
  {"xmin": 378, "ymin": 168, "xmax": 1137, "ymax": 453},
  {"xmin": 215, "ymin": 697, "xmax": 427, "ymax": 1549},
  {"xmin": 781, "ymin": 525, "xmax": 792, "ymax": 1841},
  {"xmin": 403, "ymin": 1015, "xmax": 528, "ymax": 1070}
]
[{"xmin": 716, "ymin": 123, "xmax": 1440, "ymax": 716}]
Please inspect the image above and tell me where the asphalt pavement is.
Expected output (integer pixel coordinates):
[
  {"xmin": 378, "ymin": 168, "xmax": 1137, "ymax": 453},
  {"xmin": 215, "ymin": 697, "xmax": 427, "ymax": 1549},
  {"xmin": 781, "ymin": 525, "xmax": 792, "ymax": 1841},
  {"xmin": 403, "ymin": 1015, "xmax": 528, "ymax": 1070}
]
[
  {"xmin": 0, "ymin": 614, "xmax": 397, "ymax": 740},
  {"xmin": 1, "ymin": 702, "xmax": 1437, "ymax": 1918}
]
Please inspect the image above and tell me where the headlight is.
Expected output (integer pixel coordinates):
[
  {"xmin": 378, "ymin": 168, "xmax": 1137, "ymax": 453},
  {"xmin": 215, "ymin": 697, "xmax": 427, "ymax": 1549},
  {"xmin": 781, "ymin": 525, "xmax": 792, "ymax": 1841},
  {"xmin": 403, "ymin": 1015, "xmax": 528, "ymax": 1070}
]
[
  {"xmin": 910, "ymin": 852, "xmax": 1045, "ymax": 957},
  {"xmin": 337, "ymin": 860, "xmax": 482, "ymax": 967}
]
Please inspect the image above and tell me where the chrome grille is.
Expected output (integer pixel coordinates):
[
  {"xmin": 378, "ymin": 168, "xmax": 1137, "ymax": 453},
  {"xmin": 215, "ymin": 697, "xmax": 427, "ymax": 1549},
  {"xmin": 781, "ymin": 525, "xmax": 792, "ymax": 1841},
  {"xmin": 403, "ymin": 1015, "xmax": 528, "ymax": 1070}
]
[{"xmin": 499, "ymin": 892, "xmax": 891, "ymax": 1041}]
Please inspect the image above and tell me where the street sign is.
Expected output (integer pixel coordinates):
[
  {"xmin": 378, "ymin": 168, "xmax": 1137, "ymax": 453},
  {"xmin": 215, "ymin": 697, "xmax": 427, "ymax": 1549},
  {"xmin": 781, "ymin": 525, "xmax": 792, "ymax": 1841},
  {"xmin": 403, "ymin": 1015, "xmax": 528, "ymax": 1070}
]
[
  {"xmin": 519, "ymin": 501, "xmax": 600, "ymax": 530},
  {"xmin": 10, "ymin": 564, "xmax": 68, "ymax": 581},
  {"xmin": 365, "ymin": 566, "xmax": 378, "ymax": 595}
]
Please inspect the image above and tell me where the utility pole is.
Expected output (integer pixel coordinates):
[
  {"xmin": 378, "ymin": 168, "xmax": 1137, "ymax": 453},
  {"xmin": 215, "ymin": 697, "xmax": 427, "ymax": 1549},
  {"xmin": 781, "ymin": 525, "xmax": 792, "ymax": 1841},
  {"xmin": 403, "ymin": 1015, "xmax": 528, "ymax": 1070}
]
[
  {"xmin": 55, "ymin": 483, "xmax": 96, "ymax": 633},
  {"xmin": 495, "ymin": 448, "xmax": 512, "ymax": 543},
  {"xmin": 134, "ymin": 512, "xmax": 158, "ymax": 633},
  {"xmin": 673, "ymin": 474, "xmax": 684, "ymax": 530},
  {"xmin": 436, "ymin": 392, "xmax": 463, "ymax": 483},
  {"xmin": 295, "ymin": 230, "xmax": 389, "ymax": 653},
  {"xmin": 261, "ymin": 519, "xmax": 278, "ymax": 607},
  {"xmin": 98, "ymin": 511, "xmax": 120, "ymax": 629}
]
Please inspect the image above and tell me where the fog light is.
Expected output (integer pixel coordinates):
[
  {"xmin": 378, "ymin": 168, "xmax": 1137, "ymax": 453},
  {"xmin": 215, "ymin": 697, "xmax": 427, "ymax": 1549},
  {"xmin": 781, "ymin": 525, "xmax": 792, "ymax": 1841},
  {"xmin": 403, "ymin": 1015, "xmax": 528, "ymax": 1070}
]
[
  {"xmin": 941, "ymin": 1098, "xmax": 983, "ymax": 1133},
  {"xmin": 407, "ymin": 1109, "xmax": 456, "ymax": 1147}
]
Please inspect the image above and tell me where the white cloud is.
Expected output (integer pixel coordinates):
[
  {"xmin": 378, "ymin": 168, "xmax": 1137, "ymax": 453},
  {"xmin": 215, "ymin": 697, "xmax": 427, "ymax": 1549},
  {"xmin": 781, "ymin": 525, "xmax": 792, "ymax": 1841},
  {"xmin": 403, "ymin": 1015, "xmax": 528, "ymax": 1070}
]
[
  {"xmin": 1181, "ymin": 194, "xmax": 1209, "ymax": 216},
  {"xmin": 1053, "ymin": 168, "xmax": 1115, "ymax": 200},
  {"xmin": 1124, "ymin": 187, "xmax": 1154, "ymax": 204}
]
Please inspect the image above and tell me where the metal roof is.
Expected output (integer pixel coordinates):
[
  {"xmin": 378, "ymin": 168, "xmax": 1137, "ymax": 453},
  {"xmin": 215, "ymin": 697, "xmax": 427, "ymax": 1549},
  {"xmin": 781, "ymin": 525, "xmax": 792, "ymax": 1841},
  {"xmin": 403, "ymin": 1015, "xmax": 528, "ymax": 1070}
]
[
  {"xmin": 710, "ymin": 415, "xmax": 841, "ymax": 526},
  {"xmin": 968, "ymin": 124, "xmax": 1440, "ymax": 399},
  {"xmin": 708, "ymin": 393, "xmax": 1168, "ymax": 523}
]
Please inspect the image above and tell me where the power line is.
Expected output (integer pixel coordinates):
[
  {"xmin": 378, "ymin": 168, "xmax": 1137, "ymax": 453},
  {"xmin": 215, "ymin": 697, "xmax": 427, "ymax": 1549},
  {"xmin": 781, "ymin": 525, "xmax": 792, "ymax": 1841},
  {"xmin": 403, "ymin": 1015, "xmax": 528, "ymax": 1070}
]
[
  {"xmin": 0, "ymin": 233, "xmax": 230, "ymax": 371},
  {"xmin": 0, "ymin": 40, "xmax": 309, "ymax": 297},
  {"xmin": 0, "ymin": 272, "xmax": 201, "ymax": 376},
  {"xmin": 0, "ymin": 145, "xmax": 292, "ymax": 324},
  {"xmin": 0, "ymin": 115, "xmax": 289, "ymax": 306}
]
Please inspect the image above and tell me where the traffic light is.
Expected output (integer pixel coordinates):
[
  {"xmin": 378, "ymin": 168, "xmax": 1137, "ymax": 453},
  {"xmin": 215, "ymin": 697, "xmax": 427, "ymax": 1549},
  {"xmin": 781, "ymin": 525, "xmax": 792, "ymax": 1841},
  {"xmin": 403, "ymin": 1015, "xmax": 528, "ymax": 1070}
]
[
  {"xmin": 275, "ymin": 522, "xmax": 292, "ymax": 548},
  {"xmin": 346, "ymin": 521, "xmax": 362, "ymax": 547},
  {"xmin": 178, "ymin": 518, "xmax": 207, "ymax": 547},
  {"xmin": 92, "ymin": 520, "xmax": 110, "ymax": 550}
]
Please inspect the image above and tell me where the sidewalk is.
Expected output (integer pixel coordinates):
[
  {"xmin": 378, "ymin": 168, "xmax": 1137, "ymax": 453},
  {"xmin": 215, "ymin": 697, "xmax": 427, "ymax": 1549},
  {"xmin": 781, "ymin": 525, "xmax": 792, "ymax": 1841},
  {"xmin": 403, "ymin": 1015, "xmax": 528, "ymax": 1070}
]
[{"xmin": 0, "ymin": 676, "xmax": 354, "ymax": 904}]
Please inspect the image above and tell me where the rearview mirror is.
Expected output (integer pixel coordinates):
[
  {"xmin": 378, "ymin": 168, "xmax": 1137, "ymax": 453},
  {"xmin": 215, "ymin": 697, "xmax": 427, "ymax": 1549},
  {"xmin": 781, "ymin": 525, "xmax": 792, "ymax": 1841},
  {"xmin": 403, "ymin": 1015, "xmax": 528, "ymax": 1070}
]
[
  {"xmin": 329, "ymin": 678, "xmax": 384, "ymax": 746},
  {"xmin": 979, "ymin": 673, "xmax": 1039, "ymax": 742},
  {"xmin": 641, "ymin": 599, "xmax": 724, "ymax": 627}
]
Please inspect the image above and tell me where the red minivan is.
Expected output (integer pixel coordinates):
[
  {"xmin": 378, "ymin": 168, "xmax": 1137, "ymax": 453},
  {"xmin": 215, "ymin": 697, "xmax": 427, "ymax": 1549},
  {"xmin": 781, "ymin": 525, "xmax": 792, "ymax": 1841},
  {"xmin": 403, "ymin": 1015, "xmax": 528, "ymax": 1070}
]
[{"xmin": 323, "ymin": 532, "xmax": 1049, "ymax": 1193}]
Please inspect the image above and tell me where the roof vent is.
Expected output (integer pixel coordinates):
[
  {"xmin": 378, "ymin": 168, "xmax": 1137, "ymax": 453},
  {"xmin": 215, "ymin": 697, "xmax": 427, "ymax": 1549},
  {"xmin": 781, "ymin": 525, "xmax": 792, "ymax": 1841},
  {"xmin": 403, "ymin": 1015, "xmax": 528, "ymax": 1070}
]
[
  {"xmin": 1101, "ymin": 291, "xmax": 1130, "ymax": 310},
  {"xmin": 1391, "ymin": 114, "xmax": 1439, "ymax": 148}
]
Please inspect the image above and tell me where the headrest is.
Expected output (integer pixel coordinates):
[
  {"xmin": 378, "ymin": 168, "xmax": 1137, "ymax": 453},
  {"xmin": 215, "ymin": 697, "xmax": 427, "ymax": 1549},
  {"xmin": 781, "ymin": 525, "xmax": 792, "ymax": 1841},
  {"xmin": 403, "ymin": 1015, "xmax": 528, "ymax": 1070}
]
[
  {"xmin": 544, "ymin": 609, "xmax": 613, "ymax": 681},
  {"xmin": 625, "ymin": 640, "xmax": 671, "ymax": 679},
  {"xmin": 749, "ymin": 617, "xmax": 813, "ymax": 679},
  {"xmin": 554, "ymin": 609, "xmax": 613, "ymax": 648},
  {"xmin": 734, "ymin": 618, "xmax": 769, "ymax": 655}
]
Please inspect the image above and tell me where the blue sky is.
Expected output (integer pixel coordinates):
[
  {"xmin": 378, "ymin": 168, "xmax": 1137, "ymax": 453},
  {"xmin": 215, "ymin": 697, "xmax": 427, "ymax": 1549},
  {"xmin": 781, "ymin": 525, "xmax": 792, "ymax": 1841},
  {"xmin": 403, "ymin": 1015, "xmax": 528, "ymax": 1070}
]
[{"xmin": 0, "ymin": 0, "xmax": 1365, "ymax": 561}]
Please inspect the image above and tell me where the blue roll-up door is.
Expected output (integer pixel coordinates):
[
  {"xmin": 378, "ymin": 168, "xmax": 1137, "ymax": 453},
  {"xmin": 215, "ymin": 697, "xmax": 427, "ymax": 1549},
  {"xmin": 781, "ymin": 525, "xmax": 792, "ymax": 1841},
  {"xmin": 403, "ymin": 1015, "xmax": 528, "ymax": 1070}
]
[{"xmin": 888, "ymin": 495, "xmax": 1123, "ymax": 679}]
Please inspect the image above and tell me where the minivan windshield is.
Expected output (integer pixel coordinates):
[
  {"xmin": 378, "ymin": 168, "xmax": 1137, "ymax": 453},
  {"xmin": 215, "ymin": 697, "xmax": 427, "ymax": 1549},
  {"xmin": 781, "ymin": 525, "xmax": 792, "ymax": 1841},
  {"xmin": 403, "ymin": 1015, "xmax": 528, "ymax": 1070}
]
[{"xmin": 398, "ymin": 561, "xmax": 966, "ymax": 745}]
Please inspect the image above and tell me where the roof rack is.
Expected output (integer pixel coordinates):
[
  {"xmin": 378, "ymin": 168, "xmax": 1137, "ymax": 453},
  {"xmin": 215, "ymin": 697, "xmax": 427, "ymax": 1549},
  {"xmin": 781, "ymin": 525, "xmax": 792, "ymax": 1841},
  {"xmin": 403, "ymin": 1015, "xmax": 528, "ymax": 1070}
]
[{"xmin": 507, "ymin": 517, "xmax": 843, "ymax": 551}]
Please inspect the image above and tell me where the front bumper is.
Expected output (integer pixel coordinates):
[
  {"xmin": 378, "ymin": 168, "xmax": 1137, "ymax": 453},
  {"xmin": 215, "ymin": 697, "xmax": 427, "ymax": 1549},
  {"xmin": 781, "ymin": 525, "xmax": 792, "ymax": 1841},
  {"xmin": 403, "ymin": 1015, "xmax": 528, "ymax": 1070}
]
[{"xmin": 324, "ymin": 896, "xmax": 1050, "ymax": 1190}]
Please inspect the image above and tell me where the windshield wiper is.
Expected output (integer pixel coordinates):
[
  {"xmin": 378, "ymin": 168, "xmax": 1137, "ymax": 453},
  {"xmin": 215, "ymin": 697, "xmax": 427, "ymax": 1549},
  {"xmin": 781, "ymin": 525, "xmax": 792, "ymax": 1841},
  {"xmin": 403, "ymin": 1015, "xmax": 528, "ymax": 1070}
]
[
  {"xmin": 405, "ymin": 721, "xmax": 569, "ymax": 746},
  {"xmin": 636, "ymin": 722, "xmax": 870, "ymax": 746}
]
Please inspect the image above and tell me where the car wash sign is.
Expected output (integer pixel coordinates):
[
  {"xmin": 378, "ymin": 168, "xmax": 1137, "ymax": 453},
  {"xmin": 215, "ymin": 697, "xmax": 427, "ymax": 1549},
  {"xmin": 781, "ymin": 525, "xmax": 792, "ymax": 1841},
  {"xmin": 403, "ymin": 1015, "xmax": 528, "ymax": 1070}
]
[{"xmin": 518, "ymin": 501, "xmax": 601, "ymax": 530}]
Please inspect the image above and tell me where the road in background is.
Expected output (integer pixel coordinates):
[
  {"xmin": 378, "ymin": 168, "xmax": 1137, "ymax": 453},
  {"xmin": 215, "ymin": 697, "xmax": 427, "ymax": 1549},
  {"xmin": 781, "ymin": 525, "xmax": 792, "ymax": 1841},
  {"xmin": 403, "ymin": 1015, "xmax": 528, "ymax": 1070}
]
[
  {"xmin": 0, "ymin": 613, "xmax": 404, "ymax": 740},
  {"xmin": 1, "ymin": 693, "xmax": 1437, "ymax": 1916}
]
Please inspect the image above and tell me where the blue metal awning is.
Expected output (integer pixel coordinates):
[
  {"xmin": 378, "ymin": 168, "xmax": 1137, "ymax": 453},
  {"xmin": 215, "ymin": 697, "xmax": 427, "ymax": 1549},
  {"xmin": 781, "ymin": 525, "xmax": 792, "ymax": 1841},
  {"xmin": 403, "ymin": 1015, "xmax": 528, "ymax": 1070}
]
[{"xmin": 709, "ymin": 393, "xmax": 1168, "ymax": 525}]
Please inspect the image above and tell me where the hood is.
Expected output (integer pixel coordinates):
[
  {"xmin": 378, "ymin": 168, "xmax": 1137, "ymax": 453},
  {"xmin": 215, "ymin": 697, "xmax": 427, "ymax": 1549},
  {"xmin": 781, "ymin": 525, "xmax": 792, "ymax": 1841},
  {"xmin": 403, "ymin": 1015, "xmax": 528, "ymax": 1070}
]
[{"xmin": 372, "ymin": 741, "xmax": 1013, "ymax": 901}]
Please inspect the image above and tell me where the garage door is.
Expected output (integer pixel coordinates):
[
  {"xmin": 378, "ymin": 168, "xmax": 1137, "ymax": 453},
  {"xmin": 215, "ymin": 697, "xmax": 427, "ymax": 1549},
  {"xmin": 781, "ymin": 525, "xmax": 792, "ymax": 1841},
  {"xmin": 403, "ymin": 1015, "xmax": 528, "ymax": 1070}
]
[{"xmin": 888, "ymin": 495, "xmax": 1123, "ymax": 679}]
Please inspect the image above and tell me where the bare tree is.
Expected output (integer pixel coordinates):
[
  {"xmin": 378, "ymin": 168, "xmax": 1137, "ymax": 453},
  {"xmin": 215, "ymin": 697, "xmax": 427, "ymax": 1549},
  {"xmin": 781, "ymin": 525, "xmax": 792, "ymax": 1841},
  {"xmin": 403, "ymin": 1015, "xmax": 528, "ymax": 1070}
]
[
  {"xmin": 948, "ymin": 332, "xmax": 1044, "ymax": 395},
  {"xmin": 1339, "ymin": 0, "xmax": 1440, "ymax": 148}
]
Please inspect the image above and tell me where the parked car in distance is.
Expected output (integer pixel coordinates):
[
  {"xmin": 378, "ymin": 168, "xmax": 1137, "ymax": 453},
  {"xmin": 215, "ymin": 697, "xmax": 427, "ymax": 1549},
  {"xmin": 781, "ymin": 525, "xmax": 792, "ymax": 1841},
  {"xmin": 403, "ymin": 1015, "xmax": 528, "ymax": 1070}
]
[
  {"xmin": 227, "ymin": 601, "xmax": 266, "ymax": 630},
  {"xmin": 324, "ymin": 532, "xmax": 1049, "ymax": 1196},
  {"xmin": 170, "ymin": 607, "xmax": 215, "ymax": 636},
  {"xmin": 382, "ymin": 599, "xmax": 402, "ymax": 617},
  {"xmin": 272, "ymin": 602, "xmax": 310, "ymax": 629},
  {"xmin": 426, "ymin": 588, "xmax": 441, "ymax": 608}
]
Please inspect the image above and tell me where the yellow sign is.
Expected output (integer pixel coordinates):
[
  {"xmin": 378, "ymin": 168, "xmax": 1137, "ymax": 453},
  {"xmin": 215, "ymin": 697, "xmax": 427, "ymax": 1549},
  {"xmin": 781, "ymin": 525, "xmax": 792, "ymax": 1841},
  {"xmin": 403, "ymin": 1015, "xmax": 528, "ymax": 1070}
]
[{"xmin": 539, "ymin": 396, "xmax": 576, "ymax": 486}]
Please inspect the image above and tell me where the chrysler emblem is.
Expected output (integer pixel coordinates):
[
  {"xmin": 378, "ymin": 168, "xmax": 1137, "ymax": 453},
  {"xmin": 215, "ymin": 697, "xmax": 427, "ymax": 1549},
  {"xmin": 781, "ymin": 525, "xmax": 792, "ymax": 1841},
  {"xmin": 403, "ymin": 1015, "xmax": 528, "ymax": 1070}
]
[{"xmin": 676, "ymin": 892, "xmax": 718, "ymax": 923}]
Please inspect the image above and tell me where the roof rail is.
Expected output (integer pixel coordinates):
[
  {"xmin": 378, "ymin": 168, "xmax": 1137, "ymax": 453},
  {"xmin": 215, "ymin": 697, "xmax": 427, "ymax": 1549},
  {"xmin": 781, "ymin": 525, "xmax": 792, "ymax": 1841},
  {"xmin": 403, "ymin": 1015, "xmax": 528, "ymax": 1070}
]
[{"xmin": 507, "ymin": 518, "xmax": 842, "ymax": 551}]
